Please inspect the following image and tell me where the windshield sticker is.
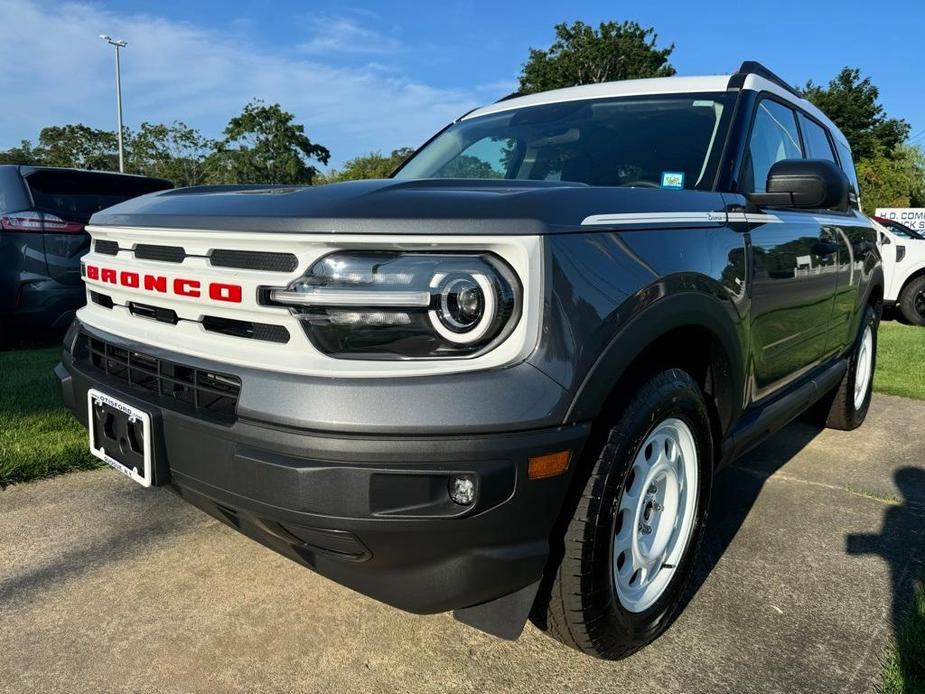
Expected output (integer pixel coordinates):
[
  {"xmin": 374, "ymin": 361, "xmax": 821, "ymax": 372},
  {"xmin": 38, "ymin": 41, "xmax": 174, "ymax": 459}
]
[{"xmin": 660, "ymin": 172, "xmax": 685, "ymax": 190}]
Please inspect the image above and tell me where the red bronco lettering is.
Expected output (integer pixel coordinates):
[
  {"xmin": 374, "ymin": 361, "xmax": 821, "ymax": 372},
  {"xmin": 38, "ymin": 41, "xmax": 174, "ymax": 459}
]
[{"xmin": 83, "ymin": 263, "xmax": 243, "ymax": 304}]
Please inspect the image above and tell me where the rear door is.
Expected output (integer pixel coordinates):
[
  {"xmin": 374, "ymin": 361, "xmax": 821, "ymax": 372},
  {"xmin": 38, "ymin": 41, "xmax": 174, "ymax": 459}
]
[
  {"xmin": 22, "ymin": 169, "xmax": 171, "ymax": 286},
  {"xmin": 797, "ymin": 114, "xmax": 870, "ymax": 356}
]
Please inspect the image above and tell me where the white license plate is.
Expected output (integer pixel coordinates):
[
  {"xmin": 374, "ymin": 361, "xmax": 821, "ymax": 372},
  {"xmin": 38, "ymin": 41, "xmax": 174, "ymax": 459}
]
[{"xmin": 87, "ymin": 389, "xmax": 153, "ymax": 487}]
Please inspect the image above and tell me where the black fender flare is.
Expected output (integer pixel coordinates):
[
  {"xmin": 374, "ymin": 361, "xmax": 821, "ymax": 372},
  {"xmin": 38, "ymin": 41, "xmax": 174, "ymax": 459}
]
[{"xmin": 564, "ymin": 289, "xmax": 746, "ymax": 431}]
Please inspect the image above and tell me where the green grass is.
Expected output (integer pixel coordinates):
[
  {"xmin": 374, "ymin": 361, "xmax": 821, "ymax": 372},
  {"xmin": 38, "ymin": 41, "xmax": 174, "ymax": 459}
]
[
  {"xmin": 874, "ymin": 322, "xmax": 925, "ymax": 401},
  {"xmin": 881, "ymin": 579, "xmax": 925, "ymax": 694},
  {"xmin": 0, "ymin": 346, "xmax": 100, "ymax": 487}
]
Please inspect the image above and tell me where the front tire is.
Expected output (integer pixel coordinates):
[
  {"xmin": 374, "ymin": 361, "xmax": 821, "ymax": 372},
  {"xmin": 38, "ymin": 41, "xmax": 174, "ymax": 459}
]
[
  {"xmin": 818, "ymin": 305, "xmax": 878, "ymax": 431},
  {"xmin": 898, "ymin": 276, "xmax": 925, "ymax": 326},
  {"xmin": 539, "ymin": 369, "xmax": 713, "ymax": 659}
]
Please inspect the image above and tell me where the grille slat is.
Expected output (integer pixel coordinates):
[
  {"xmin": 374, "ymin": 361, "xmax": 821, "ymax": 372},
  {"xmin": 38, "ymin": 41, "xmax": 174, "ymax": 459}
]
[
  {"xmin": 95, "ymin": 240, "xmax": 119, "ymax": 255},
  {"xmin": 81, "ymin": 334, "xmax": 240, "ymax": 421},
  {"xmin": 134, "ymin": 244, "xmax": 186, "ymax": 263},
  {"xmin": 210, "ymin": 249, "xmax": 299, "ymax": 273},
  {"xmin": 201, "ymin": 316, "xmax": 290, "ymax": 343}
]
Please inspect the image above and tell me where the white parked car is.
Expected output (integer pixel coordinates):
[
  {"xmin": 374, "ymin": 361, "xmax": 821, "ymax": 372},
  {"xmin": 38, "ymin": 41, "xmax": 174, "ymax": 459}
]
[{"xmin": 873, "ymin": 216, "xmax": 925, "ymax": 325}]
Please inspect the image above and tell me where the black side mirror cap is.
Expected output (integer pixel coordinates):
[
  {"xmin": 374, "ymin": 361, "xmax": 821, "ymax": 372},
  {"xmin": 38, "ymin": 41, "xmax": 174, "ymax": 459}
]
[{"xmin": 745, "ymin": 159, "xmax": 850, "ymax": 211}]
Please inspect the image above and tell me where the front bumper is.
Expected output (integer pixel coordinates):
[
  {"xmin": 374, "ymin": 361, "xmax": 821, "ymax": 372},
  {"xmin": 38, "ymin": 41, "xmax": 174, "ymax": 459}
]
[{"xmin": 58, "ymin": 320, "xmax": 589, "ymax": 623}]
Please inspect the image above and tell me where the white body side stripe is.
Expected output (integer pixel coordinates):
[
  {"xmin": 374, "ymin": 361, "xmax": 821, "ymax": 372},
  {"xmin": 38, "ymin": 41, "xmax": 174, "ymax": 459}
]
[{"xmin": 581, "ymin": 212, "xmax": 725, "ymax": 226}]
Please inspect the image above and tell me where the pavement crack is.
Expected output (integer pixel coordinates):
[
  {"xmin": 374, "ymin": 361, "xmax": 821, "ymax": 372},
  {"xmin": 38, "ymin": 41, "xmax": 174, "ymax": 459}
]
[{"xmin": 735, "ymin": 466, "xmax": 925, "ymax": 515}]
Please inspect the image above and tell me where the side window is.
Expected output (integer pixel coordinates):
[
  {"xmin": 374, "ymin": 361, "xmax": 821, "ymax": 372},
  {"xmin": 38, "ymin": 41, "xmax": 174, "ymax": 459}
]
[
  {"xmin": 798, "ymin": 114, "xmax": 837, "ymax": 161},
  {"xmin": 742, "ymin": 99, "xmax": 803, "ymax": 193},
  {"xmin": 834, "ymin": 139, "xmax": 861, "ymax": 209}
]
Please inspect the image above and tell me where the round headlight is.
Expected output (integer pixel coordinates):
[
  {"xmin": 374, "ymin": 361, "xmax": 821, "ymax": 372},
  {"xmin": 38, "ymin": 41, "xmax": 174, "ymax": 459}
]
[
  {"xmin": 266, "ymin": 251, "xmax": 520, "ymax": 359},
  {"xmin": 439, "ymin": 276, "xmax": 485, "ymax": 330},
  {"xmin": 428, "ymin": 271, "xmax": 497, "ymax": 344}
]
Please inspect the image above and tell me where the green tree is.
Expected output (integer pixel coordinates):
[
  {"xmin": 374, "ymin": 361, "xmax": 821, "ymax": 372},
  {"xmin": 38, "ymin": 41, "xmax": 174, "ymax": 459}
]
[
  {"xmin": 435, "ymin": 155, "xmax": 503, "ymax": 179},
  {"xmin": 37, "ymin": 124, "xmax": 120, "ymax": 170},
  {"xmin": 0, "ymin": 140, "xmax": 45, "ymax": 166},
  {"xmin": 518, "ymin": 20, "xmax": 675, "ymax": 95},
  {"xmin": 803, "ymin": 68, "xmax": 910, "ymax": 161},
  {"xmin": 322, "ymin": 147, "xmax": 414, "ymax": 183},
  {"xmin": 856, "ymin": 144, "xmax": 925, "ymax": 215},
  {"xmin": 129, "ymin": 121, "xmax": 213, "ymax": 187},
  {"xmin": 207, "ymin": 100, "xmax": 330, "ymax": 184}
]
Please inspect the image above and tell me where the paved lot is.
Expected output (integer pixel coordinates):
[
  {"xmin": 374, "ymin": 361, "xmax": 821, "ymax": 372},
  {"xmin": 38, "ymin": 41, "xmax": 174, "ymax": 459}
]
[{"xmin": 1, "ymin": 394, "xmax": 924, "ymax": 694}]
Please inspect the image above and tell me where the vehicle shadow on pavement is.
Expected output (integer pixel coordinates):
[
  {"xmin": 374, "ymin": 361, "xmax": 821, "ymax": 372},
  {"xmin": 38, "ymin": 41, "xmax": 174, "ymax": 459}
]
[
  {"xmin": 845, "ymin": 467, "xmax": 925, "ymax": 682},
  {"xmin": 684, "ymin": 418, "xmax": 822, "ymax": 611},
  {"xmin": 684, "ymin": 418, "xmax": 925, "ymax": 657},
  {"xmin": 0, "ymin": 487, "xmax": 206, "ymax": 606}
]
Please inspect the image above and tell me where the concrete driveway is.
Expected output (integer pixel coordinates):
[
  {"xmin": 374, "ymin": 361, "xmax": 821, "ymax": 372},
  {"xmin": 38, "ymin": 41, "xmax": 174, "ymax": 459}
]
[{"xmin": 1, "ymin": 394, "xmax": 924, "ymax": 694}]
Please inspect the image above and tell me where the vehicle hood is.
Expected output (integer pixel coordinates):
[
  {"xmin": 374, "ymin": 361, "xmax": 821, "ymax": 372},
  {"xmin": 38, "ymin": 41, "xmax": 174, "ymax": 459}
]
[{"xmin": 89, "ymin": 178, "xmax": 728, "ymax": 235}]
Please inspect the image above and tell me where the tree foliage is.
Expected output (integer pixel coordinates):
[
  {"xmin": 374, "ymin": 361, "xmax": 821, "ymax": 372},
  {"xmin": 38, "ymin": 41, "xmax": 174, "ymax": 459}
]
[
  {"xmin": 857, "ymin": 145, "xmax": 925, "ymax": 215},
  {"xmin": 518, "ymin": 20, "xmax": 675, "ymax": 94},
  {"xmin": 129, "ymin": 121, "xmax": 214, "ymax": 187},
  {"xmin": 207, "ymin": 100, "xmax": 331, "ymax": 185},
  {"xmin": 37, "ymin": 124, "xmax": 120, "ymax": 170},
  {"xmin": 322, "ymin": 147, "xmax": 414, "ymax": 183},
  {"xmin": 803, "ymin": 68, "xmax": 910, "ymax": 161},
  {"xmin": 0, "ymin": 140, "xmax": 45, "ymax": 166}
]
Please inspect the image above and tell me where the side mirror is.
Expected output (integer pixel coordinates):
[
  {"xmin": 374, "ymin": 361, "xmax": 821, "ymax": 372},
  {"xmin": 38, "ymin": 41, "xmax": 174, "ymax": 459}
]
[
  {"xmin": 880, "ymin": 232, "xmax": 891, "ymax": 246},
  {"xmin": 746, "ymin": 159, "xmax": 850, "ymax": 211}
]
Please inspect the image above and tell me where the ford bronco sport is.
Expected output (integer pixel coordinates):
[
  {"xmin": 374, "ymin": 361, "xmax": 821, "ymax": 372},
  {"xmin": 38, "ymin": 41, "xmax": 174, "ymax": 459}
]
[{"xmin": 58, "ymin": 61, "xmax": 882, "ymax": 659}]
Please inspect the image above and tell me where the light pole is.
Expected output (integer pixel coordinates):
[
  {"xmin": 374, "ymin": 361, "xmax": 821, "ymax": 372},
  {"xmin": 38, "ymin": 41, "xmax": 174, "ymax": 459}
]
[{"xmin": 99, "ymin": 34, "xmax": 127, "ymax": 172}]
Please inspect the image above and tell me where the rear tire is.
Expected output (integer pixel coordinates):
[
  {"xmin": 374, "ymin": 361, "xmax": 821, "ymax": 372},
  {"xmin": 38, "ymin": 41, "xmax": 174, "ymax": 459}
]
[
  {"xmin": 898, "ymin": 276, "xmax": 925, "ymax": 326},
  {"xmin": 818, "ymin": 305, "xmax": 878, "ymax": 431},
  {"xmin": 538, "ymin": 369, "xmax": 713, "ymax": 659}
]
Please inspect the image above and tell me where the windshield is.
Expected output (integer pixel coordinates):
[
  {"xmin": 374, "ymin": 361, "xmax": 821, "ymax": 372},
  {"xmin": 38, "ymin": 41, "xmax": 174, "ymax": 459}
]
[
  {"xmin": 396, "ymin": 93, "xmax": 734, "ymax": 190},
  {"xmin": 880, "ymin": 218, "xmax": 924, "ymax": 240}
]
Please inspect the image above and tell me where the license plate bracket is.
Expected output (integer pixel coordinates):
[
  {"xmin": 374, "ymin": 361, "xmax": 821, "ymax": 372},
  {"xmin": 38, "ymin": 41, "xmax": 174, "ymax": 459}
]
[{"xmin": 87, "ymin": 389, "xmax": 153, "ymax": 487}]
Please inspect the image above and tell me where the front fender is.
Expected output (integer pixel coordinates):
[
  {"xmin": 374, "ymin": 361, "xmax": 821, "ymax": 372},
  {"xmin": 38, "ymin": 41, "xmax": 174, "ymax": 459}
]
[{"xmin": 563, "ymin": 285, "xmax": 747, "ymax": 429}]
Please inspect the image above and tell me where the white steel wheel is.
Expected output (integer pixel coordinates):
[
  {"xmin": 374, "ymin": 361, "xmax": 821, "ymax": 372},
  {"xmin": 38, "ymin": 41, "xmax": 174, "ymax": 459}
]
[
  {"xmin": 853, "ymin": 325, "xmax": 874, "ymax": 410},
  {"xmin": 613, "ymin": 418, "xmax": 699, "ymax": 613}
]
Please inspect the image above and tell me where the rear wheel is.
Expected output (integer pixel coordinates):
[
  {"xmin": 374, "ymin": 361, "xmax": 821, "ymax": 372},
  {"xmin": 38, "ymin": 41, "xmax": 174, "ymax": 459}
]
[
  {"xmin": 818, "ymin": 305, "xmax": 878, "ymax": 431},
  {"xmin": 539, "ymin": 369, "xmax": 712, "ymax": 659},
  {"xmin": 898, "ymin": 276, "xmax": 925, "ymax": 326}
]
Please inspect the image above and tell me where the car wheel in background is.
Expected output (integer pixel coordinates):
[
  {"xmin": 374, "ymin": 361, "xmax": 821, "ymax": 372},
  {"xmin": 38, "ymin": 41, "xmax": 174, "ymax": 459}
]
[{"xmin": 898, "ymin": 276, "xmax": 925, "ymax": 327}]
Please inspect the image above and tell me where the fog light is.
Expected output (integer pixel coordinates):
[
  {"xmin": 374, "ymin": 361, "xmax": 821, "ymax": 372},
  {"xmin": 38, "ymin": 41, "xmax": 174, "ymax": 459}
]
[{"xmin": 449, "ymin": 475, "xmax": 476, "ymax": 505}]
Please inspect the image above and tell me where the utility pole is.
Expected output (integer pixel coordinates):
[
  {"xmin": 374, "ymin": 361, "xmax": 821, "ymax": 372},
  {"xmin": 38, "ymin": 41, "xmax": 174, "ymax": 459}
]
[{"xmin": 100, "ymin": 35, "xmax": 128, "ymax": 172}]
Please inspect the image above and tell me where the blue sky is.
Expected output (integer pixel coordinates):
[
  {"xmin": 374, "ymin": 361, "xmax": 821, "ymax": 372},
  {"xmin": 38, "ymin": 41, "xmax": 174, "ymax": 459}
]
[{"xmin": 1, "ymin": 0, "xmax": 923, "ymax": 168}]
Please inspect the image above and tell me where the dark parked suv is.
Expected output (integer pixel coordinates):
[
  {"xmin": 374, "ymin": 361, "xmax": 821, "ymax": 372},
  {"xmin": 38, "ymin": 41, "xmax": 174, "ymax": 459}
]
[
  {"xmin": 58, "ymin": 62, "xmax": 882, "ymax": 659},
  {"xmin": 0, "ymin": 166, "xmax": 171, "ymax": 340}
]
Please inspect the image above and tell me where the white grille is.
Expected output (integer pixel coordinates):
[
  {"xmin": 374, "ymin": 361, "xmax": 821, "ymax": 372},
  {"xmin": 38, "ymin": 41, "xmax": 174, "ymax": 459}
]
[{"xmin": 78, "ymin": 225, "xmax": 543, "ymax": 378}]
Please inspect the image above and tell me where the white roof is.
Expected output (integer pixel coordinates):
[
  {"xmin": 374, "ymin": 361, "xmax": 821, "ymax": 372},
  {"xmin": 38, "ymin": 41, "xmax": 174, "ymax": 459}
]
[{"xmin": 462, "ymin": 72, "xmax": 850, "ymax": 149}]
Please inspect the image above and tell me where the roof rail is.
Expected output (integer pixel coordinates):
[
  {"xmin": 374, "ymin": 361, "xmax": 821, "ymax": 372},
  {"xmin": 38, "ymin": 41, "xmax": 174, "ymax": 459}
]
[
  {"xmin": 495, "ymin": 91, "xmax": 524, "ymax": 103},
  {"xmin": 729, "ymin": 61, "xmax": 802, "ymax": 98}
]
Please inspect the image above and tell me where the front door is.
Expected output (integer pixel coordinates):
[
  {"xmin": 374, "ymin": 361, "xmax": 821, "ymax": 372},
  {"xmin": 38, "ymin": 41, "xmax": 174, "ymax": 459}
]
[{"xmin": 736, "ymin": 97, "xmax": 839, "ymax": 398}]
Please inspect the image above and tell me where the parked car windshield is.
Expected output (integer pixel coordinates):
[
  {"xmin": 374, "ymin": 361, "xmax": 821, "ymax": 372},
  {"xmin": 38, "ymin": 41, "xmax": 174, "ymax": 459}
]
[
  {"xmin": 395, "ymin": 92, "xmax": 735, "ymax": 190},
  {"xmin": 879, "ymin": 218, "xmax": 924, "ymax": 240}
]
